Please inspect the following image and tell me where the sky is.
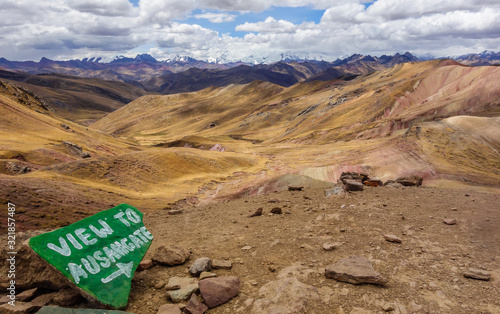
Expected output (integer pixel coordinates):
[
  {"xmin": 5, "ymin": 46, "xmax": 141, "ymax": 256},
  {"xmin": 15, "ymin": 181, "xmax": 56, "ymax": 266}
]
[{"xmin": 0, "ymin": 0, "xmax": 499, "ymax": 62}]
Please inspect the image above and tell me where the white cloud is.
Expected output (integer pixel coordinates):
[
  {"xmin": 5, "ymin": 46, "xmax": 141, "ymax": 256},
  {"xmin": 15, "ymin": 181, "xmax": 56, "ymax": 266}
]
[
  {"xmin": 0, "ymin": 0, "xmax": 498, "ymax": 62},
  {"xmin": 194, "ymin": 13, "xmax": 237, "ymax": 23}
]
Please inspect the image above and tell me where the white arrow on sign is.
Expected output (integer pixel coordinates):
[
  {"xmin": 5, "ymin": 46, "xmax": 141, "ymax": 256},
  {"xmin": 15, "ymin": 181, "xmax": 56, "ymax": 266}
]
[{"xmin": 101, "ymin": 262, "xmax": 134, "ymax": 284}]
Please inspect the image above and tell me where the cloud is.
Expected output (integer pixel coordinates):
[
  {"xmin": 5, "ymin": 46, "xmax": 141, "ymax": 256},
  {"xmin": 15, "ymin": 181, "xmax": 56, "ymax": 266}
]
[
  {"xmin": 236, "ymin": 17, "xmax": 298, "ymax": 33},
  {"xmin": 0, "ymin": 0, "xmax": 498, "ymax": 62},
  {"xmin": 194, "ymin": 13, "xmax": 237, "ymax": 23}
]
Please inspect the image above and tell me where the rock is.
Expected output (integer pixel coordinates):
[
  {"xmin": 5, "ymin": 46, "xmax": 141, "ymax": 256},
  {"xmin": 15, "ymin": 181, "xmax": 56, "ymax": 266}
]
[
  {"xmin": 137, "ymin": 259, "xmax": 154, "ymax": 271},
  {"xmin": 157, "ymin": 303, "xmax": 182, "ymax": 314},
  {"xmin": 463, "ymin": 268, "xmax": 491, "ymax": 281},
  {"xmin": 51, "ymin": 288, "xmax": 83, "ymax": 307},
  {"xmin": 199, "ymin": 272, "xmax": 217, "ymax": 280},
  {"xmin": 155, "ymin": 281, "xmax": 166, "ymax": 289},
  {"xmin": 62, "ymin": 141, "xmax": 91, "ymax": 158},
  {"xmin": 443, "ymin": 218, "xmax": 457, "ymax": 225},
  {"xmin": 166, "ymin": 277, "xmax": 199, "ymax": 303},
  {"xmin": 324, "ymin": 186, "xmax": 345, "ymax": 197},
  {"xmin": 383, "ymin": 234, "xmax": 402, "ymax": 243},
  {"xmin": 271, "ymin": 207, "xmax": 282, "ymax": 214},
  {"xmin": 5, "ymin": 161, "xmax": 31, "ymax": 174},
  {"xmin": 152, "ymin": 245, "xmax": 190, "ymax": 266},
  {"xmin": 212, "ymin": 259, "xmax": 232, "ymax": 270},
  {"xmin": 189, "ymin": 257, "xmax": 212, "ymax": 277},
  {"xmin": 17, "ymin": 287, "xmax": 38, "ymax": 302},
  {"xmin": 168, "ymin": 209, "xmax": 183, "ymax": 215},
  {"xmin": 31, "ymin": 293, "xmax": 57, "ymax": 307},
  {"xmin": 268, "ymin": 199, "xmax": 280, "ymax": 203},
  {"xmin": 382, "ymin": 302, "xmax": 395, "ymax": 311},
  {"xmin": 37, "ymin": 306, "xmax": 133, "ymax": 313},
  {"xmin": 0, "ymin": 302, "xmax": 40, "ymax": 313},
  {"xmin": 165, "ymin": 284, "xmax": 181, "ymax": 291},
  {"xmin": 364, "ymin": 179, "xmax": 382, "ymax": 187},
  {"xmin": 198, "ymin": 276, "xmax": 240, "ymax": 308},
  {"xmin": 184, "ymin": 294, "xmax": 208, "ymax": 314},
  {"xmin": 322, "ymin": 242, "xmax": 341, "ymax": 251},
  {"xmin": 248, "ymin": 208, "xmax": 263, "ymax": 217},
  {"xmin": 344, "ymin": 179, "xmax": 364, "ymax": 191},
  {"xmin": 288, "ymin": 186, "xmax": 303, "ymax": 191},
  {"xmin": 340, "ymin": 172, "xmax": 368, "ymax": 184},
  {"xmin": 241, "ymin": 246, "xmax": 252, "ymax": 251},
  {"xmin": 0, "ymin": 241, "xmax": 70, "ymax": 291},
  {"xmin": 395, "ymin": 175, "xmax": 423, "ymax": 186},
  {"xmin": 325, "ymin": 256, "xmax": 388, "ymax": 285},
  {"xmin": 0, "ymin": 295, "xmax": 11, "ymax": 304}
]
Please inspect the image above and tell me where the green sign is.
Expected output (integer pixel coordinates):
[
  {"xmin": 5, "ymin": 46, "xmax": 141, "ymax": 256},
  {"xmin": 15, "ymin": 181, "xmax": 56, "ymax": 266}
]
[{"xmin": 29, "ymin": 204, "xmax": 154, "ymax": 309}]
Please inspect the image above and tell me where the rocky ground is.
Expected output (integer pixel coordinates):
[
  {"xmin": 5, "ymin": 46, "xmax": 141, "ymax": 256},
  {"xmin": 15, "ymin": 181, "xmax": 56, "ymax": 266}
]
[
  {"xmin": 127, "ymin": 184, "xmax": 499, "ymax": 314},
  {"xmin": 1, "ymin": 183, "xmax": 499, "ymax": 314}
]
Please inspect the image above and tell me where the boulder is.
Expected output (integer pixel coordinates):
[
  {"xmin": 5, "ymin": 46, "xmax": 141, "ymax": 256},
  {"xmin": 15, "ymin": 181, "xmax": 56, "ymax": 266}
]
[
  {"xmin": 152, "ymin": 245, "xmax": 190, "ymax": 266},
  {"xmin": 344, "ymin": 180, "xmax": 364, "ymax": 191},
  {"xmin": 189, "ymin": 257, "xmax": 212, "ymax": 277},
  {"xmin": 198, "ymin": 276, "xmax": 240, "ymax": 308},
  {"xmin": 364, "ymin": 179, "xmax": 382, "ymax": 187},
  {"xmin": 340, "ymin": 172, "xmax": 368, "ymax": 184},
  {"xmin": 325, "ymin": 256, "xmax": 388, "ymax": 285},
  {"xmin": 395, "ymin": 175, "xmax": 423, "ymax": 186}
]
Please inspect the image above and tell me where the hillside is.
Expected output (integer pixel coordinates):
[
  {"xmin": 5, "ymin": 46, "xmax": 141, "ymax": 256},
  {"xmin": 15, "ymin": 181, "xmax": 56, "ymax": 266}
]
[{"xmin": 0, "ymin": 70, "xmax": 153, "ymax": 123}]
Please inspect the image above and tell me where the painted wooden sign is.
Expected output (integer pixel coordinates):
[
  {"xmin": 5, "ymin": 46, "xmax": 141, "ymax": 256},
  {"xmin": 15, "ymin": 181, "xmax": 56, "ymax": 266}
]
[{"xmin": 29, "ymin": 204, "xmax": 154, "ymax": 309}]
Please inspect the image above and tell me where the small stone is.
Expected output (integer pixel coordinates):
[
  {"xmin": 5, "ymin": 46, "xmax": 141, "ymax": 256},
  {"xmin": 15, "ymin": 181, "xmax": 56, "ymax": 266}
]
[
  {"xmin": 241, "ymin": 246, "xmax": 252, "ymax": 251},
  {"xmin": 153, "ymin": 245, "xmax": 191, "ymax": 266},
  {"xmin": 364, "ymin": 179, "xmax": 382, "ymax": 187},
  {"xmin": 155, "ymin": 281, "xmax": 166, "ymax": 289},
  {"xmin": 184, "ymin": 294, "xmax": 208, "ymax": 314},
  {"xmin": 212, "ymin": 259, "xmax": 232, "ymax": 270},
  {"xmin": 271, "ymin": 207, "xmax": 282, "ymax": 214},
  {"xmin": 463, "ymin": 268, "xmax": 491, "ymax": 281},
  {"xmin": 383, "ymin": 234, "xmax": 402, "ymax": 243},
  {"xmin": 249, "ymin": 280, "xmax": 258, "ymax": 286},
  {"xmin": 166, "ymin": 277, "xmax": 199, "ymax": 303},
  {"xmin": 189, "ymin": 257, "xmax": 212, "ymax": 277},
  {"xmin": 288, "ymin": 186, "xmax": 304, "ymax": 191},
  {"xmin": 268, "ymin": 199, "xmax": 280, "ymax": 203},
  {"xmin": 443, "ymin": 218, "xmax": 457, "ymax": 225},
  {"xmin": 199, "ymin": 276, "xmax": 240, "ymax": 308},
  {"xmin": 322, "ymin": 242, "xmax": 341, "ymax": 251},
  {"xmin": 248, "ymin": 208, "xmax": 263, "ymax": 217},
  {"xmin": 325, "ymin": 256, "xmax": 388, "ymax": 285},
  {"xmin": 168, "ymin": 209, "xmax": 183, "ymax": 215},
  {"xmin": 157, "ymin": 303, "xmax": 182, "ymax": 314},
  {"xmin": 138, "ymin": 259, "xmax": 154, "ymax": 271},
  {"xmin": 200, "ymin": 272, "xmax": 217, "ymax": 280},
  {"xmin": 382, "ymin": 302, "xmax": 395, "ymax": 312},
  {"xmin": 165, "ymin": 284, "xmax": 181, "ymax": 291}
]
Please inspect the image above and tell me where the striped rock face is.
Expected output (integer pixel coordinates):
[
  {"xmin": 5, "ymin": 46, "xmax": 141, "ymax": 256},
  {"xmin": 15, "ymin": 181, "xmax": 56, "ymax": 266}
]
[{"xmin": 29, "ymin": 204, "xmax": 153, "ymax": 309}]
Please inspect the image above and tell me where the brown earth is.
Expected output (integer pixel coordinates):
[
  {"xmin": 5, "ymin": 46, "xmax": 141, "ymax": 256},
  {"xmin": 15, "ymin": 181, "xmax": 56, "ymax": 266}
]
[{"xmin": 126, "ymin": 185, "xmax": 500, "ymax": 313}]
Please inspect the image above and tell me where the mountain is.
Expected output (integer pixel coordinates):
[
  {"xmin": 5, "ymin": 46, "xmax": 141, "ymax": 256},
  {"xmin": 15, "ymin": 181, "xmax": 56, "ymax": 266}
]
[
  {"xmin": 0, "ymin": 69, "xmax": 153, "ymax": 123},
  {"xmin": 454, "ymin": 50, "xmax": 500, "ymax": 66}
]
